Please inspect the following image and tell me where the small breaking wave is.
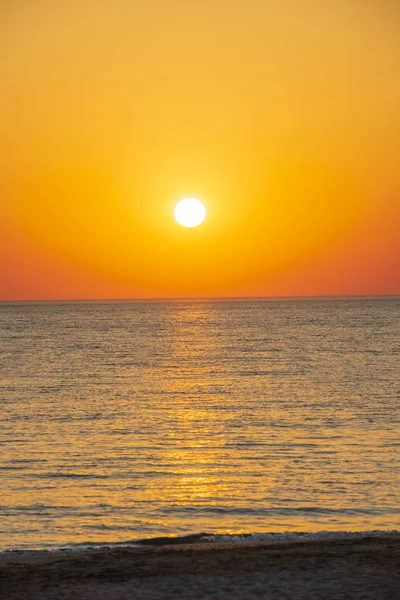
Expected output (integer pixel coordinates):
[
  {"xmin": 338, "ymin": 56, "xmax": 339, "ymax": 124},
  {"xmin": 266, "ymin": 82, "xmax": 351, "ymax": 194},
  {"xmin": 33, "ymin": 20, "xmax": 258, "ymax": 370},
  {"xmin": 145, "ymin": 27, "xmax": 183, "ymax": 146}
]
[{"xmin": 1, "ymin": 530, "xmax": 399, "ymax": 558}]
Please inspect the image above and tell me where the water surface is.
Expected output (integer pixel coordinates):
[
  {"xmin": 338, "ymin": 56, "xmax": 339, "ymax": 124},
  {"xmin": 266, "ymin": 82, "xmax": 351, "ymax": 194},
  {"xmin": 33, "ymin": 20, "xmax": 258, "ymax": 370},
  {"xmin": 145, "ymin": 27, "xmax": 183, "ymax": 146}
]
[{"xmin": 1, "ymin": 298, "xmax": 399, "ymax": 550}]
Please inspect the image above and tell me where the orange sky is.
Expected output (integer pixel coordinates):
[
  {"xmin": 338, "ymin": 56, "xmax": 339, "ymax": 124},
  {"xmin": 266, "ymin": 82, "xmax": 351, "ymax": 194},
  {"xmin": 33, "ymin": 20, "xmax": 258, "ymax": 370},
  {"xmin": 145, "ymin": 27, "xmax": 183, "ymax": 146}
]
[{"xmin": 1, "ymin": 0, "xmax": 399, "ymax": 300}]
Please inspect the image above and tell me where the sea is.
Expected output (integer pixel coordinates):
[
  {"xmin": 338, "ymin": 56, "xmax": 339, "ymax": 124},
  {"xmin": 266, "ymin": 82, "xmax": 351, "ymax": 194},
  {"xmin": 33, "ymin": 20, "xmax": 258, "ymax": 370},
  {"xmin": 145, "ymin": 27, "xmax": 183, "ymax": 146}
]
[{"xmin": 0, "ymin": 297, "xmax": 399, "ymax": 554}]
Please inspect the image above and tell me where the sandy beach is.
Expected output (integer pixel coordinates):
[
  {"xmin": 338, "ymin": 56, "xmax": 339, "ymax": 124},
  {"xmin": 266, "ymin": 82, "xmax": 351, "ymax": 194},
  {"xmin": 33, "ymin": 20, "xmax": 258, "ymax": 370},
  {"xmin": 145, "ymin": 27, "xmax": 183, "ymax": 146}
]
[{"xmin": 1, "ymin": 536, "xmax": 399, "ymax": 600}]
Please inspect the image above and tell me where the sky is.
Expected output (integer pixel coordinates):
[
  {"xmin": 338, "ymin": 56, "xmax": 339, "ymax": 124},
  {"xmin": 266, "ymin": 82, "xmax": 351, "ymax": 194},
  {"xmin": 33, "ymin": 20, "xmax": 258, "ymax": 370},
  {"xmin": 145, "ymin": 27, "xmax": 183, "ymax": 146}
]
[{"xmin": 1, "ymin": 0, "xmax": 399, "ymax": 300}]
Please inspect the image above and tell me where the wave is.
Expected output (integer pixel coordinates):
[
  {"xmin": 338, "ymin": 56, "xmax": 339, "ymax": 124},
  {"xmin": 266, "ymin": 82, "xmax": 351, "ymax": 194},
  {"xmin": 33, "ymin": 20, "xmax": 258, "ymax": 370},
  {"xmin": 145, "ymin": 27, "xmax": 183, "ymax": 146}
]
[{"xmin": 1, "ymin": 529, "xmax": 399, "ymax": 558}]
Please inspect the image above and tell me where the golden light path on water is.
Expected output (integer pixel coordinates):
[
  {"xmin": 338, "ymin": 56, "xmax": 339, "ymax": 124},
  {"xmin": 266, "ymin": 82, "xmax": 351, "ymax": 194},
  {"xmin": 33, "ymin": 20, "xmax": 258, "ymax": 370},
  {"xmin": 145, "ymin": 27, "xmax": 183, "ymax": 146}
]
[{"xmin": 1, "ymin": 298, "xmax": 399, "ymax": 550}]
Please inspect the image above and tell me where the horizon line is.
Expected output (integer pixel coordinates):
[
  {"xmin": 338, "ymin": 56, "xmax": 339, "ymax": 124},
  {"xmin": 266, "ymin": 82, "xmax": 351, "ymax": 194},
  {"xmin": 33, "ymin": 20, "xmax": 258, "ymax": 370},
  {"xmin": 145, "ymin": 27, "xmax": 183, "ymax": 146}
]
[{"xmin": 0, "ymin": 293, "xmax": 399, "ymax": 304}]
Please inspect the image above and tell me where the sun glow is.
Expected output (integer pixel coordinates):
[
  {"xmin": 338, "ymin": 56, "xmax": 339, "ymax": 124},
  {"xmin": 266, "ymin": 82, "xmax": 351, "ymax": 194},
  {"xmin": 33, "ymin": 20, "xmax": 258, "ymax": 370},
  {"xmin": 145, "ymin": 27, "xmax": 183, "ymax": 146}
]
[{"xmin": 174, "ymin": 198, "xmax": 206, "ymax": 228}]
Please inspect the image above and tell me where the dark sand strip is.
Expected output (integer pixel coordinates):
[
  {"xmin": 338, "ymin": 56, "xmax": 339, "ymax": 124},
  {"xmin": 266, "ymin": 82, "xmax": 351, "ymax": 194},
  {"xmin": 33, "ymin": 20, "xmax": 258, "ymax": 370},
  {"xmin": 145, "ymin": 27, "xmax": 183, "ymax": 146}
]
[{"xmin": 1, "ymin": 536, "xmax": 399, "ymax": 599}]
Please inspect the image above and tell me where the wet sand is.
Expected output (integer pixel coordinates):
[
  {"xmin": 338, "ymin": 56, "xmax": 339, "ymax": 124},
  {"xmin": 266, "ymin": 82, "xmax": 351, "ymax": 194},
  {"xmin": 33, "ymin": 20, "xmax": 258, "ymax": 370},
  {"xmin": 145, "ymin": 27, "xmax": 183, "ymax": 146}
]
[{"xmin": 1, "ymin": 536, "xmax": 399, "ymax": 600}]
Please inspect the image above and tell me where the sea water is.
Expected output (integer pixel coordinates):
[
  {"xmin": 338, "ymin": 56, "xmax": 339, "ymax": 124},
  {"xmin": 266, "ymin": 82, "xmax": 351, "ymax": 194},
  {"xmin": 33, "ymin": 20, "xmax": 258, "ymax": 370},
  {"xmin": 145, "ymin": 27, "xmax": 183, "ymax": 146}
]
[{"xmin": 0, "ymin": 298, "xmax": 399, "ymax": 552}]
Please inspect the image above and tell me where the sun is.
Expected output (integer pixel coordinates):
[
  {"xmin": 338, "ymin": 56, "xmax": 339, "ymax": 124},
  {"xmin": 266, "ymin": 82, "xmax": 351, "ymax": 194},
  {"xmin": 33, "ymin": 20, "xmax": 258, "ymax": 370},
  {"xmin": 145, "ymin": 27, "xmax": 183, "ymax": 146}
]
[{"xmin": 174, "ymin": 198, "xmax": 206, "ymax": 228}]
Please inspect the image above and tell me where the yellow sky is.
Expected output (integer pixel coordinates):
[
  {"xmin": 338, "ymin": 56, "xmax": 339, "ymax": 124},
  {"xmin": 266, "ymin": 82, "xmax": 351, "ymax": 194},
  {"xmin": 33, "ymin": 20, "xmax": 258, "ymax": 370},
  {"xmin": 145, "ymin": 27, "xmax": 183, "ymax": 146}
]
[{"xmin": 1, "ymin": 1, "xmax": 399, "ymax": 299}]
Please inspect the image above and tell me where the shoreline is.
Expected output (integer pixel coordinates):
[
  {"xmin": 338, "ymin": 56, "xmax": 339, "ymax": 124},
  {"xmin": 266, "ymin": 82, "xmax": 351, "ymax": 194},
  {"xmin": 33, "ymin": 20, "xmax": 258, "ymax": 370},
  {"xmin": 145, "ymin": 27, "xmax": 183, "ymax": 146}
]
[
  {"xmin": 3, "ymin": 528, "xmax": 399, "ymax": 557},
  {"xmin": 1, "ymin": 535, "xmax": 399, "ymax": 599}
]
